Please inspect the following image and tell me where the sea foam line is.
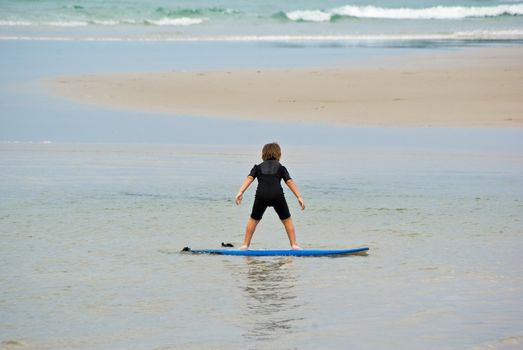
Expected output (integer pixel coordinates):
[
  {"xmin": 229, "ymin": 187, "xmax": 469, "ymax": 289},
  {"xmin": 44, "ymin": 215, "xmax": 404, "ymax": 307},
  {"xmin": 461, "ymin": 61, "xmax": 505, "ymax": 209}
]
[
  {"xmin": 2, "ymin": 30, "xmax": 523, "ymax": 42},
  {"xmin": 0, "ymin": 17, "xmax": 206, "ymax": 27},
  {"xmin": 144, "ymin": 17, "xmax": 207, "ymax": 26},
  {"xmin": 286, "ymin": 4, "xmax": 523, "ymax": 22}
]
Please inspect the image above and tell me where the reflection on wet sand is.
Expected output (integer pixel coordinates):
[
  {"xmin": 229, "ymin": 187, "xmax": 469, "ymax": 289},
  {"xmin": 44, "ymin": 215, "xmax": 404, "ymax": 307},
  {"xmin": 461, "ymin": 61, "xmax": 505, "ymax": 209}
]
[{"xmin": 241, "ymin": 257, "xmax": 303, "ymax": 341}]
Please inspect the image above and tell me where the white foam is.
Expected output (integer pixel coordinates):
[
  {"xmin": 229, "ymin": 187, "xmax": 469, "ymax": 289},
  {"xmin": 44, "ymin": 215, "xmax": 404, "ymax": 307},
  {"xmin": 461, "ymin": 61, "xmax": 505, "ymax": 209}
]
[
  {"xmin": 2, "ymin": 30, "xmax": 523, "ymax": 42},
  {"xmin": 332, "ymin": 4, "xmax": 523, "ymax": 20},
  {"xmin": 91, "ymin": 20, "xmax": 121, "ymax": 26},
  {"xmin": 285, "ymin": 10, "xmax": 331, "ymax": 22},
  {"xmin": 146, "ymin": 17, "xmax": 207, "ymax": 26},
  {"xmin": 453, "ymin": 29, "xmax": 523, "ymax": 38},
  {"xmin": 44, "ymin": 21, "xmax": 89, "ymax": 27},
  {"xmin": 0, "ymin": 18, "xmax": 206, "ymax": 27},
  {"xmin": 0, "ymin": 20, "xmax": 89, "ymax": 27},
  {"xmin": 284, "ymin": 4, "xmax": 523, "ymax": 22},
  {"xmin": 0, "ymin": 20, "xmax": 33, "ymax": 26}
]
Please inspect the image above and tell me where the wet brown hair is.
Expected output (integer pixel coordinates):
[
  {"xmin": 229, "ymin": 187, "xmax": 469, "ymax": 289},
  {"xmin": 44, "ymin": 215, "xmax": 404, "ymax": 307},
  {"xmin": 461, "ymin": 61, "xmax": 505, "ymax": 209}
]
[{"xmin": 262, "ymin": 142, "xmax": 281, "ymax": 161}]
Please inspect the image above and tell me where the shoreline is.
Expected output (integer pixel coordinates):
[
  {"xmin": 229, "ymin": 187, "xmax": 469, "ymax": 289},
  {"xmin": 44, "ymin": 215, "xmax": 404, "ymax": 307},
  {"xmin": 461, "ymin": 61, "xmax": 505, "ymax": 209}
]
[{"xmin": 47, "ymin": 46, "xmax": 523, "ymax": 128}]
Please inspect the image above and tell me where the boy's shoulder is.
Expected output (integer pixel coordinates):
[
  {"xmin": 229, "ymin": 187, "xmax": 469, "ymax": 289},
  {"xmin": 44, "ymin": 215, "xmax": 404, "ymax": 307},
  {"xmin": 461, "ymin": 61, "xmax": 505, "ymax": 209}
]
[
  {"xmin": 257, "ymin": 160, "xmax": 283, "ymax": 174},
  {"xmin": 258, "ymin": 160, "xmax": 284, "ymax": 166}
]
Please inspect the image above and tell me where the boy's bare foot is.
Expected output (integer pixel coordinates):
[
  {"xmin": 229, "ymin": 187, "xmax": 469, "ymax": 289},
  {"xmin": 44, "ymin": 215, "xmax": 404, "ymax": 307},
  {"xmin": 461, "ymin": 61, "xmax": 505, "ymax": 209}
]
[
  {"xmin": 239, "ymin": 245, "xmax": 249, "ymax": 250},
  {"xmin": 291, "ymin": 245, "xmax": 302, "ymax": 250}
]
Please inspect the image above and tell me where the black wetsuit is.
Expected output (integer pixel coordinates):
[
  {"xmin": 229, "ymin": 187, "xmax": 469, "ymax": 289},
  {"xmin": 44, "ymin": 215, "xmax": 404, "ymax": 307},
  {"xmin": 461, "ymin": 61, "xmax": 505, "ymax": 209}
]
[{"xmin": 248, "ymin": 159, "xmax": 292, "ymax": 220}]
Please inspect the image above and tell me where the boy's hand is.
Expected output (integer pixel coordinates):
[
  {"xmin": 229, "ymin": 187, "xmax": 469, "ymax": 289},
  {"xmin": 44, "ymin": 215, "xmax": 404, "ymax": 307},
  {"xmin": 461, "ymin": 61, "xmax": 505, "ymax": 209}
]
[
  {"xmin": 298, "ymin": 196, "xmax": 305, "ymax": 210},
  {"xmin": 235, "ymin": 192, "xmax": 243, "ymax": 205}
]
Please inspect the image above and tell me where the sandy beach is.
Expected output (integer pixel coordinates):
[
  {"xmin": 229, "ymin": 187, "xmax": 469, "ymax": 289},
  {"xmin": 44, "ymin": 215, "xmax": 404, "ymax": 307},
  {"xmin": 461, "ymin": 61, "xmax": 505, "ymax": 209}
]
[{"xmin": 48, "ymin": 47, "xmax": 523, "ymax": 128}]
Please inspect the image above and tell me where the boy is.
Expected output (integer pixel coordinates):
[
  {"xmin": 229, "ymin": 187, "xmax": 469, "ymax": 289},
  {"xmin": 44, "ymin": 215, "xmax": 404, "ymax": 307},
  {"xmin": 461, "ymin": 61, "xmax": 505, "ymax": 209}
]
[{"xmin": 235, "ymin": 142, "xmax": 305, "ymax": 250}]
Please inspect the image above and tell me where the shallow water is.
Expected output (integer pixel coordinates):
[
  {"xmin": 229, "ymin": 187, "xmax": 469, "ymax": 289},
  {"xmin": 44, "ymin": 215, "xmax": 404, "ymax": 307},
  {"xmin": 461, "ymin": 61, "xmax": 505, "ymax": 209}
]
[
  {"xmin": 1, "ymin": 142, "xmax": 522, "ymax": 349},
  {"xmin": 1, "ymin": 30, "xmax": 522, "ymax": 350},
  {"xmin": 1, "ymin": 0, "xmax": 523, "ymax": 41}
]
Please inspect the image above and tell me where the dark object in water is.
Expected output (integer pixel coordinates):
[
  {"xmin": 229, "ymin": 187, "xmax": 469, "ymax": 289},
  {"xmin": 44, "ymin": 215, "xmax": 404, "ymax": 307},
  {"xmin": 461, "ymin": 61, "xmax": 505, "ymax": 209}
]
[{"xmin": 181, "ymin": 243, "xmax": 234, "ymax": 253}]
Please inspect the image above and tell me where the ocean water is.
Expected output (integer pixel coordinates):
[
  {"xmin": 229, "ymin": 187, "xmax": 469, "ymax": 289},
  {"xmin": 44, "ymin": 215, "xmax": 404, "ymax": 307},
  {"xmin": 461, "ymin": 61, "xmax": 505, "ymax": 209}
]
[
  {"xmin": 1, "ymin": 142, "xmax": 522, "ymax": 349},
  {"xmin": 1, "ymin": 0, "xmax": 523, "ymax": 41}
]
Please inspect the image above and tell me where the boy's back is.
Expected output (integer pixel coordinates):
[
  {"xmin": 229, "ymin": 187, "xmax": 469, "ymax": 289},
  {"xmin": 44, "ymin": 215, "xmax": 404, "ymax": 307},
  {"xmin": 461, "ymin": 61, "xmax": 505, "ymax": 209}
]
[{"xmin": 250, "ymin": 160, "xmax": 291, "ymax": 199}]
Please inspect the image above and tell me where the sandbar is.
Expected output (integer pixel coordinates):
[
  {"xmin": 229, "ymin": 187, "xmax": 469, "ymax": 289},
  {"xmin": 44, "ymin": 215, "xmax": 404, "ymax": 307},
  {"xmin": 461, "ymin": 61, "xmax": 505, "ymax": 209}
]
[{"xmin": 48, "ymin": 46, "xmax": 523, "ymax": 128}]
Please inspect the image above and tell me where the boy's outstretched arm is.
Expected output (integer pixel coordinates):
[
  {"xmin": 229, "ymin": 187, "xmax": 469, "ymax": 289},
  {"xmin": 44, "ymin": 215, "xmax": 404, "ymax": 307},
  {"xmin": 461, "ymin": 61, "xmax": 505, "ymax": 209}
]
[
  {"xmin": 286, "ymin": 180, "xmax": 305, "ymax": 210},
  {"xmin": 235, "ymin": 176, "xmax": 254, "ymax": 205}
]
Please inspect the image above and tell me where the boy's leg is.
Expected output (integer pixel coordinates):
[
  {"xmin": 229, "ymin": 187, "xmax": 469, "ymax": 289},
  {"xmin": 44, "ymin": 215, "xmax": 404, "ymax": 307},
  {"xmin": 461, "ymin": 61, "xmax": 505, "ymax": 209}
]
[
  {"xmin": 273, "ymin": 196, "xmax": 300, "ymax": 250},
  {"xmin": 240, "ymin": 218, "xmax": 259, "ymax": 249},
  {"xmin": 282, "ymin": 218, "xmax": 301, "ymax": 250}
]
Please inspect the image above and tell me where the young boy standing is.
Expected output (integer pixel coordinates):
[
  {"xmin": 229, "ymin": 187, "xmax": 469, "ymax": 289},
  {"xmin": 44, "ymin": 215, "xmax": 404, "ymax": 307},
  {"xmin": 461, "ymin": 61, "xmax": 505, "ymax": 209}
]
[{"xmin": 235, "ymin": 143, "xmax": 305, "ymax": 250}]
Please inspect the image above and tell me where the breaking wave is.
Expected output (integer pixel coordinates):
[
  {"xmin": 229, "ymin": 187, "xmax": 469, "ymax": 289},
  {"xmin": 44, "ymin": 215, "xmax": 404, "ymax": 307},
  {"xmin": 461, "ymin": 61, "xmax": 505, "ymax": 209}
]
[{"xmin": 284, "ymin": 4, "xmax": 523, "ymax": 22}]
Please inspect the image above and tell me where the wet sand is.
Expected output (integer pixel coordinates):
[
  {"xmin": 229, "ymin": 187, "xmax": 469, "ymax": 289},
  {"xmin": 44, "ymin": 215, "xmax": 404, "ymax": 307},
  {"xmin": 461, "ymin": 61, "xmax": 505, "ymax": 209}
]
[{"xmin": 48, "ymin": 47, "xmax": 523, "ymax": 127}]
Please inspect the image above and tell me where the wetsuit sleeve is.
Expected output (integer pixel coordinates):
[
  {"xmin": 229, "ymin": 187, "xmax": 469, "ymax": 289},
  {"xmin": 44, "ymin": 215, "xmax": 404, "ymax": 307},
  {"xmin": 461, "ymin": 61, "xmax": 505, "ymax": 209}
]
[
  {"xmin": 280, "ymin": 165, "xmax": 292, "ymax": 182},
  {"xmin": 248, "ymin": 164, "xmax": 258, "ymax": 179}
]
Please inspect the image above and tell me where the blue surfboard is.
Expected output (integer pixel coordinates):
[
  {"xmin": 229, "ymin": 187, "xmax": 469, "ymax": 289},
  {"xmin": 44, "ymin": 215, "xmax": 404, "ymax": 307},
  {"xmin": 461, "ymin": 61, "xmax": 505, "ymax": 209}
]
[{"xmin": 184, "ymin": 247, "xmax": 369, "ymax": 257}]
